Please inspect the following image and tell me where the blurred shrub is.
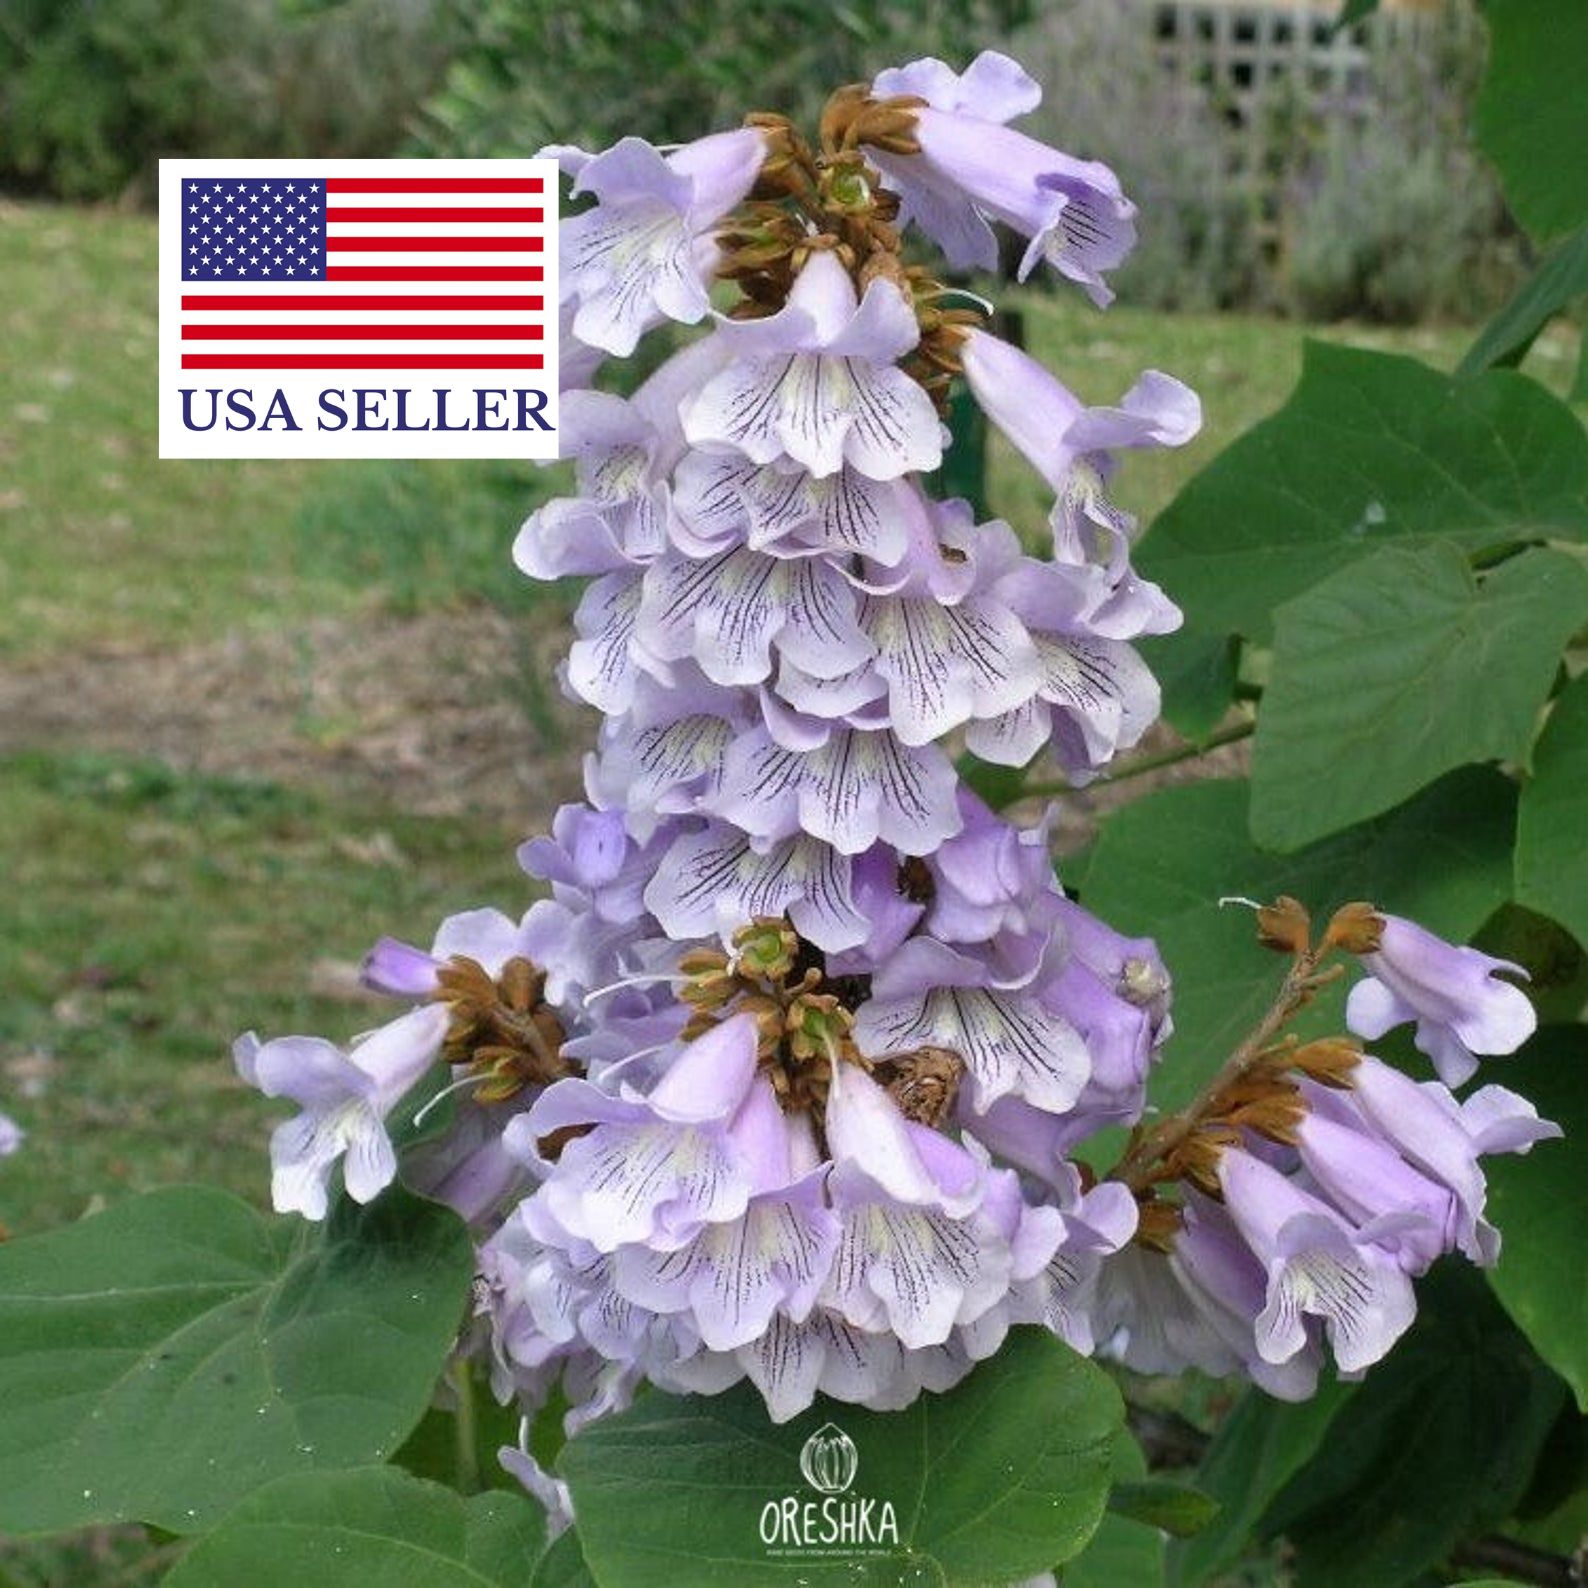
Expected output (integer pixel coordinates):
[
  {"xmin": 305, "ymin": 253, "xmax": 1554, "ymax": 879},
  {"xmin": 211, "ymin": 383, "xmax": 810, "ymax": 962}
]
[
  {"xmin": 1015, "ymin": 1, "xmax": 1267, "ymax": 311},
  {"xmin": 1281, "ymin": 13, "xmax": 1524, "ymax": 322},
  {"xmin": 0, "ymin": 0, "xmax": 452, "ymax": 203},
  {"xmin": 412, "ymin": 0, "xmax": 1033, "ymax": 156},
  {"xmin": 1013, "ymin": 0, "xmax": 1521, "ymax": 321}
]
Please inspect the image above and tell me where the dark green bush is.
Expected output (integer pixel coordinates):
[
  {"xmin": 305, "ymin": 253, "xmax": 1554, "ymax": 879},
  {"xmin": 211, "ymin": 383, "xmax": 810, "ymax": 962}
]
[
  {"xmin": 412, "ymin": 0, "xmax": 1034, "ymax": 157},
  {"xmin": 0, "ymin": 0, "xmax": 453, "ymax": 203}
]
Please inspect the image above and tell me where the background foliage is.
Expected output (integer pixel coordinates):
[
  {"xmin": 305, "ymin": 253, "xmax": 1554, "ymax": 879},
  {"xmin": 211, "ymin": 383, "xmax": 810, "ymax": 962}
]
[{"xmin": 0, "ymin": 0, "xmax": 1531, "ymax": 323}]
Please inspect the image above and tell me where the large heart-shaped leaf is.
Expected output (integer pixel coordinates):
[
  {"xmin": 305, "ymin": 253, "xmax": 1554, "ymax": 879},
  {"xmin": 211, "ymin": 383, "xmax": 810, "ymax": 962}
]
[
  {"xmin": 1080, "ymin": 771, "xmax": 1516, "ymax": 1112},
  {"xmin": 1137, "ymin": 344, "xmax": 1588, "ymax": 648},
  {"xmin": 1249, "ymin": 544, "xmax": 1588, "ymax": 851},
  {"xmin": 0, "ymin": 1184, "xmax": 474, "ymax": 1535},
  {"xmin": 163, "ymin": 1467, "xmax": 546, "ymax": 1588},
  {"xmin": 1516, "ymin": 673, "xmax": 1588, "ymax": 950},
  {"xmin": 1482, "ymin": 1026, "xmax": 1588, "ymax": 1411},
  {"xmin": 1474, "ymin": 0, "xmax": 1588, "ymax": 241},
  {"xmin": 558, "ymin": 1327, "xmax": 1123, "ymax": 1587},
  {"xmin": 1066, "ymin": 1436, "xmax": 1167, "ymax": 1588},
  {"xmin": 1166, "ymin": 1381, "xmax": 1354, "ymax": 1588}
]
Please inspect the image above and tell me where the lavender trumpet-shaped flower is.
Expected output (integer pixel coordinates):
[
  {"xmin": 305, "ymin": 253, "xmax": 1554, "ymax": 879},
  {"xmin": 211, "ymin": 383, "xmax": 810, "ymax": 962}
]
[
  {"xmin": 549, "ymin": 130, "xmax": 767, "ymax": 357},
  {"xmin": 234, "ymin": 52, "xmax": 1560, "ymax": 1530},
  {"xmin": 1344, "ymin": 911, "xmax": 1537, "ymax": 1086},
  {"xmin": 866, "ymin": 51, "xmax": 1136, "ymax": 304}
]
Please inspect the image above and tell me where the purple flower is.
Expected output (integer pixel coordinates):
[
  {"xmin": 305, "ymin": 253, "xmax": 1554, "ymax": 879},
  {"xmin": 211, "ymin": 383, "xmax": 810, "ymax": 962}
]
[
  {"xmin": 637, "ymin": 545, "xmax": 870, "ymax": 688},
  {"xmin": 1001, "ymin": 1167, "xmax": 1137, "ymax": 1354},
  {"xmin": 643, "ymin": 821, "xmax": 871, "ymax": 951},
  {"xmin": 873, "ymin": 50, "xmax": 1042, "ymax": 127},
  {"xmin": 1167, "ymin": 1196, "xmax": 1321, "ymax": 1399},
  {"xmin": 362, "ymin": 905, "xmax": 541, "ymax": 999},
  {"xmin": 851, "ymin": 543, "xmax": 1042, "ymax": 747},
  {"xmin": 865, "ymin": 55, "xmax": 1135, "ymax": 303},
  {"xmin": 1092, "ymin": 1241, "xmax": 1249, "ymax": 1381},
  {"xmin": 960, "ymin": 328, "xmax": 1195, "ymax": 638},
  {"xmin": 549, "ymin": 129, "xmax": 767, "ymax": 355},
  {"xmin": 513, "ymin": 391, "xmax": 670, "ymax": 579},
  {"xmin": 402, "ymin": 1098, "xmax": 529, "ymax": 1226},
  {"xmin": 1292, "ymin": 1108, "xmax": 1457, "ymax": 1273},
  {"xmin": 235, "ymin": 1003, "xmax": 449, "ymax": 1220},
  {"xmin": 670, "ymin": 451, "xmax": 920, "ymax": 564},
  {"xmin": 855, "ymin": 937, "xmax": 1092, "ymax": 1115},
  {"xmin": 705, "ymin": 719, "xmax": 964, "ymax": 856},
  {"xmin": 1346, "ymin": 914, "xmax": 1536, "ymax": 1086},
  {"xmin": 498, "ymin": 1444, "xmax": 574, "ymax": 1541},
  {"xmin": 564, "ymin": 566, "xmax": 646, "ymax": 714},
  {"xmin": 681, "ymin": 250, "xmax": 943, "ymax": 479},
  {"xmin": 584, "ymin": 672, "xmax": 750, "ymax": 830},
  {"xmin": 512, "ymin": 1014, "xmax": 780, "ymax": 1251},
  {"xmin": 970, "ymin": 528, "xmax": 1161, "ymax": 776},
  {"xmin": 1218, "ymin": 1147, "xmax": 1417, "ymax": 1374},
  {"xmin": 0, "ymin": 1109, "xmax": 22, "ymax": 1157},
  {"xmin": 612, "ymin": 1169, "xmax": 840, "ymax": 1352},
  {"xmin": 516, "ymin": 804, "xmax": 677, "ymax": 1005},
  {"xmin": 1334, "ymin": 1059, "xmax": 1559, "ymax": 1265}
]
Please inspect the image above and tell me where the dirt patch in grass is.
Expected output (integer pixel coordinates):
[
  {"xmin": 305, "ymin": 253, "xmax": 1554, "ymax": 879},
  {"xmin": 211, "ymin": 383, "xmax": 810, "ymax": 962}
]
[{"xmin": 0, "ymin": 604, "xmax": 592, "ymax": 826}]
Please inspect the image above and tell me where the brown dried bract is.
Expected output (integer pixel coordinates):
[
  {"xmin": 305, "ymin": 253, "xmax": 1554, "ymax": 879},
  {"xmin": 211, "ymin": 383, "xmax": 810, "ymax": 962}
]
[
  {"xmin": 870, "ymin": 1046, "xmax": 963, "ymax": 1127},
  {"xmin": 1324, "ymin": 901, "xmax": 1385, "ymax": 956},
  {"xmin": 435, "ymin": 954, "xmax": 572, "ymax": 1102}
]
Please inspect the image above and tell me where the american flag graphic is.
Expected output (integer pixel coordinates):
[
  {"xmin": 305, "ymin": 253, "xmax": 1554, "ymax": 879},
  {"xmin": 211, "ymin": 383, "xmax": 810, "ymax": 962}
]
[{"xmin": 175, "ymin": 172, "xmax": 547, "ymax": 373}]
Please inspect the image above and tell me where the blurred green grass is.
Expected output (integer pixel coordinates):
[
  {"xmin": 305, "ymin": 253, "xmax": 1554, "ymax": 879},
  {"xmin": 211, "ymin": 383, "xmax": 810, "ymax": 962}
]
[
  {"xmin": 0, "ymin": 750, "xmax": 527, "ymax": 1234},
  {"xmin": 2, "ymin": 196, "xmax": 1578, "ymax": 1242}
]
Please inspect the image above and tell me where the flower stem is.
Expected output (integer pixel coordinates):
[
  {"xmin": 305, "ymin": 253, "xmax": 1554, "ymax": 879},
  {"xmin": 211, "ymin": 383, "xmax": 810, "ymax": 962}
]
[
  {"xmin": 1110, "ymin": 937, "xmax": 1338, "ymax": 1193},
  {"xmin": 1014, "ymin": 717, "xmax": 1255, "ymax": 804},
  {"xmin": 452, "ymin": 1357, "xmax": 481, "ymax": 1495}
]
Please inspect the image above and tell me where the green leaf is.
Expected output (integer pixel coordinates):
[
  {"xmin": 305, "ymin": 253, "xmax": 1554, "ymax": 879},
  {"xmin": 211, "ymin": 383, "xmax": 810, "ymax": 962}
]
[
  {"xmin": 163, "ymin": 1467, "xmax": 545, "ymax": 1588},
  {"xmin": 1475, "ymin": 0, "xmax": 1588, "ymax": 241},
  {"xmin": 1080, "ymin": 771, "xmax": 1515, "ymax": 1111},
  {"xmin": 392, "ymin": 1388, "xmax": 525, "ymax": 1495},
  {"xmin": 1065, "ymin": 1434, "xmax": 1164, "ymax": 1588},
  {"xmin": 1459, "ymin": 227, "xmax": 1588, "ymax": 377},
  {"xmin": 558, "ymin": 1327, "xmax": 1124, "ymax": 1587},
  {"xmin": 1107, "ymin": 1480, "xmax": 1218, "ymax": 1538},
  {"xmin": 955, "ymin": 749, "xmax": 1032, "ymax": 813},
  {"xmin": 1249, "ymin": 544, "xmax": 1588, "ymax": 851},
  {"xmin": 1516, "ymin": 673, "xmax": 1588, "ymax": 948},
  {"xmin": 1137, "ymin": 345, "xmax": 1588, "ymax": 648},
  {"xmin": 1260, "ymin": 1266, "xmax": 1568, "ymax": 1588},
  {"xmin": 1166, "ymin": 1381, "xmax": 1354, "ymax": 1588},
  {"xmin": 1483, "ymin": 1026, "xmax": 1588, "ymax": 1410},
  {"xmin": 0, "ymin": 1184, "xmax": 475, "ymax": 1536},
  {"xmin": 530, "ymin": 1529, "xmax": 598, "ymax": 1588},
  {"xmin": 1138, "ymin": 629, "xmax": 1239, "ymax": 741},
  {"xmin": 1332, "ymin": 0, "xmax": 1378, "ymax": 29}
]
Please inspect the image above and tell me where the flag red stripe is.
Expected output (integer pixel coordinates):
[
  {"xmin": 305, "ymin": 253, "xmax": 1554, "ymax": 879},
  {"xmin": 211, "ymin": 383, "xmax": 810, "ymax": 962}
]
[
  {"xmin": 325, "ymin": 206, "xmax": 543, "ymax": 224},
  {"xmin": 325, "ymin": 266, "xmax": 544, "ymax": 281},
  {"xmin": 183, "ymin": 324, "xmax": 545, "ymax": 340},
  {"xmin": 180, "ymin": 353, "xmax": 546, "ymax": 370},
  {"xmin": 182, "ymin": 293, "xmax": 544, "ymax": 311},
  {"xmin": 324, "ymin": 177, "xmax": 544, "ymax": 194},
  {"xmin": 327, "ymin": 236, "xmax": 544, "ymax": 253}
]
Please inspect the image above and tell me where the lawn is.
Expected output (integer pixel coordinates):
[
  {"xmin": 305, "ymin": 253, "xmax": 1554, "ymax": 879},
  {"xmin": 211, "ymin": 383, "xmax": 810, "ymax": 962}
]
[{"xmin": 0, "ymin": 196, "xmax": 1579, "ymax": 1246}]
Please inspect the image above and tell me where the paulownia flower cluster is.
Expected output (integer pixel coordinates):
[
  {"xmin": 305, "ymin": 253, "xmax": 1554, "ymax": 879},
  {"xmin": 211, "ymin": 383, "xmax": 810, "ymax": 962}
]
[{"xmin": 237, "ymin": 49, "xmax": 1555, "ymax": 1525}]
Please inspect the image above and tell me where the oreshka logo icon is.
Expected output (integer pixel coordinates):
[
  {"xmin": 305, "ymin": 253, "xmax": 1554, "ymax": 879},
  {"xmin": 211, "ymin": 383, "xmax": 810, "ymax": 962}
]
[
  {"xmin": 799, "ymin": 1423, "xmax": 859, "ymax": 1495},
  {"xmin": 758, "ymin": 1422, "xmax": 899, "ymax": 1559}
]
